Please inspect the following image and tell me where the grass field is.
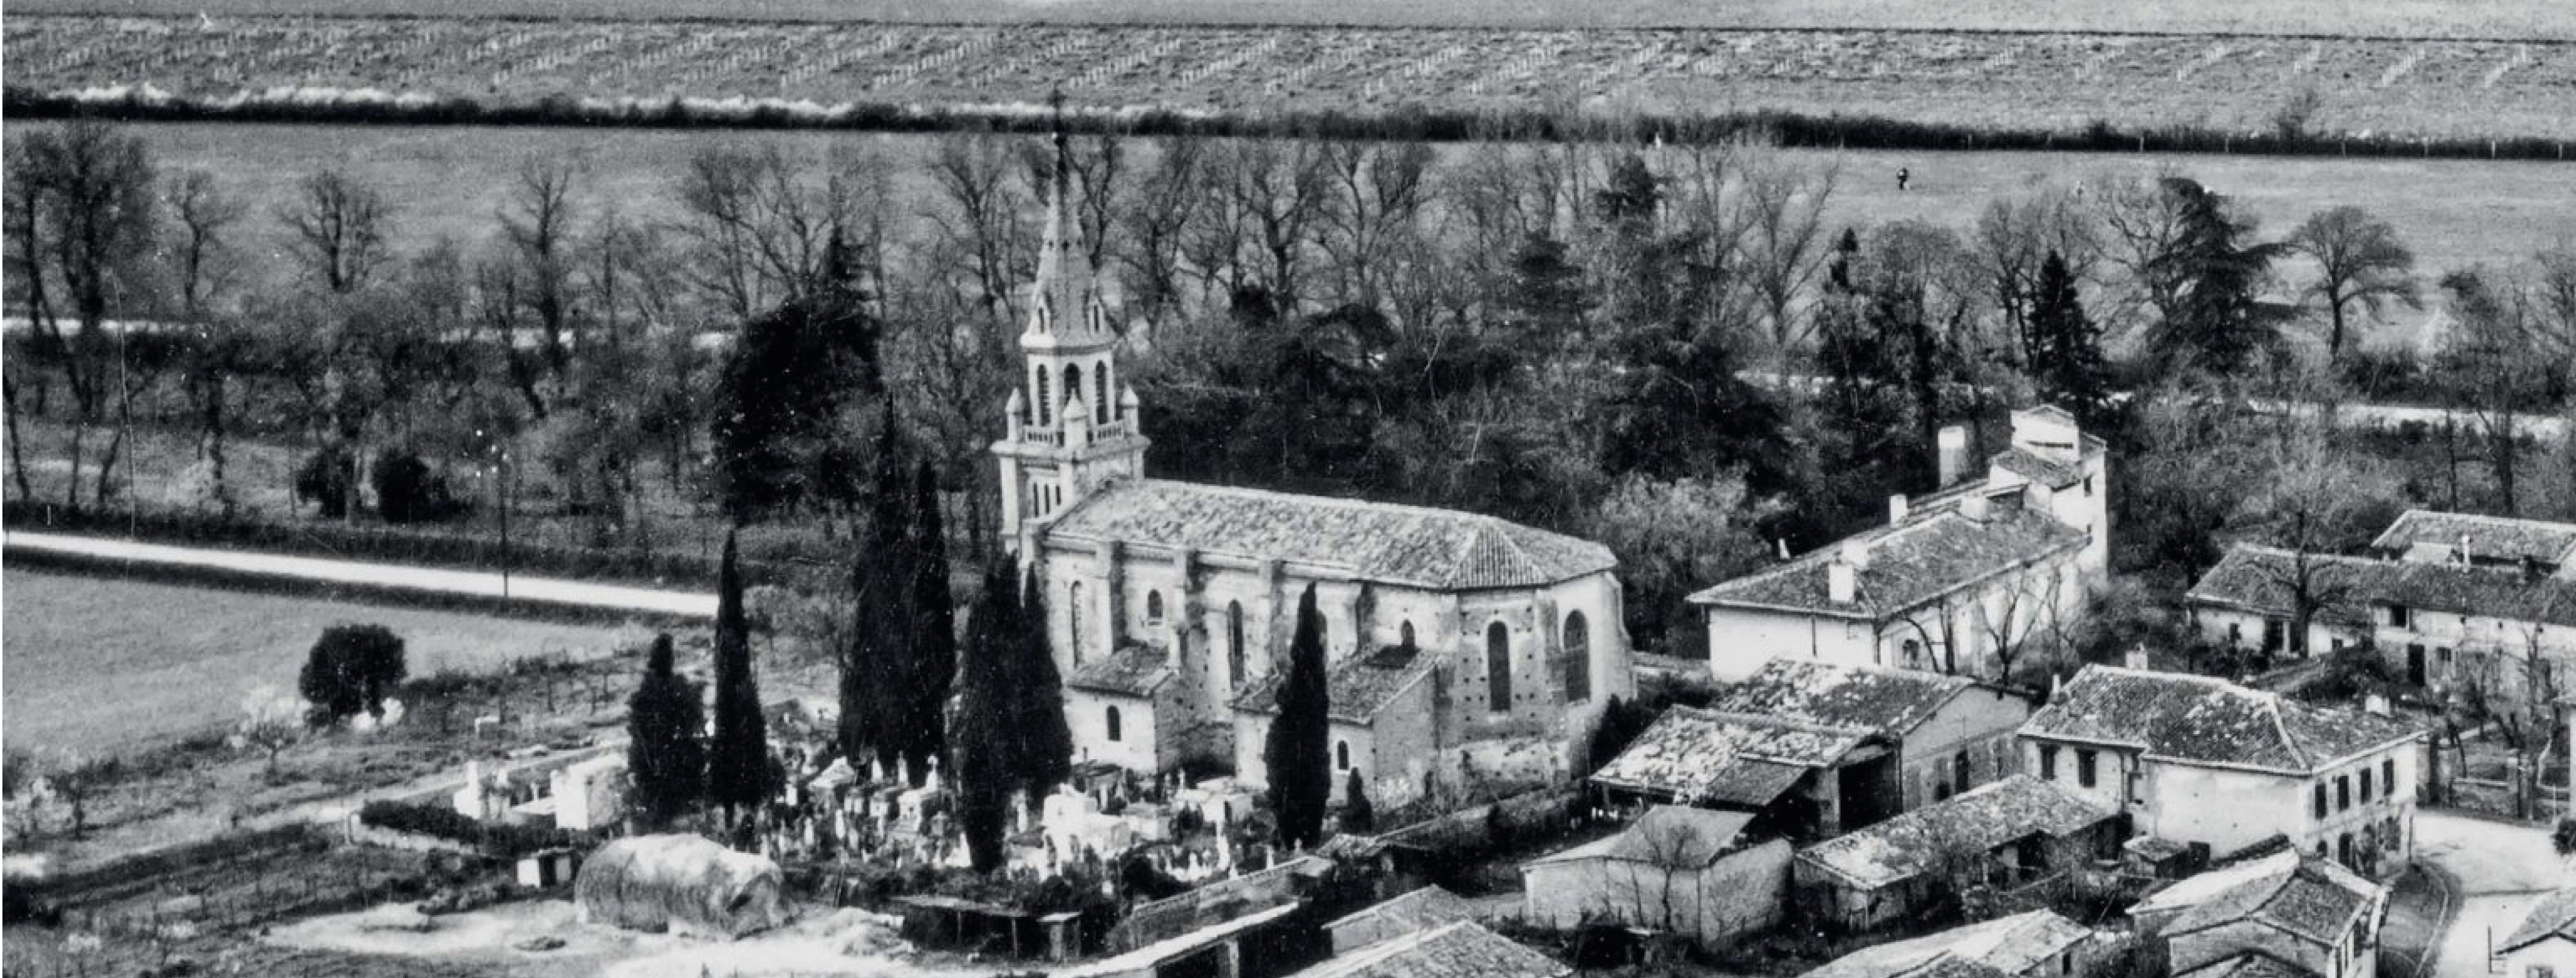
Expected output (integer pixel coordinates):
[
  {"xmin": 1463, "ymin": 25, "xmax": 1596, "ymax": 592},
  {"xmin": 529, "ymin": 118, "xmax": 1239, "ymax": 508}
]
[
  {"xmin": 1, "ymin": 569, "xmax": 632, "ymax": 755},
  {"xmin": 8, "ymin": 17, "xmax": 2575, "ymax": 140},
  {"xmin": 17, "ymin": 0, "xmax": 2576, "ymax": 38},
  {"xmin": 32, "ymin": 120, "xmax": 2574, "ymax": 290}
]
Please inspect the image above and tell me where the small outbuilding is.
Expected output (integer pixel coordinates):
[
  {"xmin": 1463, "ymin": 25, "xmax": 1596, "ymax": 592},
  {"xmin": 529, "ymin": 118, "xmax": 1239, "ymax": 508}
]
[
  {"xmin": 1520, "ymin": 805, "xmax": 1794, "ymax": 950},
  {"xmin": 574, "ymin": 834, "xmax": 788, "ymax": 939}
]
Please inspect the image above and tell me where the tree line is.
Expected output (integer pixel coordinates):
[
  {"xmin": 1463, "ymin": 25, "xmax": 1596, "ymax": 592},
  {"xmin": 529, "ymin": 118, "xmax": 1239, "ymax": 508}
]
[{"xmin": 8, "ymin": 119, "xmax": 2576, "ymax": 658}]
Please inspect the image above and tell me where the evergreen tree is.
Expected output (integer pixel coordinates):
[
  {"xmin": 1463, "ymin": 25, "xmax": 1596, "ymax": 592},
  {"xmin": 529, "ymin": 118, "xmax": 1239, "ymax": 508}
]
[
  {"xmin": 627, "ymin": 633, "xmax": 706, "ymax": 827},
  {"xmin": 2025, "ymin": 251, "xmax": 2112, "ymax": 425},
  {"xmin": 903, "ymin": 462, "xmax": 958, "ymax": 771},
  {"xmin": 1602, "ymin": 319, "xmax": 1794, "ymax": 495},
  {"xmin": 1013, "ymin": 567, "xmax": 1074, "ymax": 798},
  {"xmin": 2143, "ymin": 178, "xmax": 2291, "ymax": 374},
  {"xmin": 948, "ymin": 561, "xmax": 1021, "ymax": 872},
  {"xmin": 1263, "ymin": 585, "xmax": 1334, "ymax": 849},
  {"xmin": 708, "ymin": 290, "xmax": 883, "ymax": 524},
  {"xmin": 1502, "ymin": 234, "xmax": 1589, "ymax": 341},
  {"xmin": 841, "ymin": 415, "xmax": 914, "ymax": 774},
  {"xmin": 706, "ymin": 531, "xmax": 772, "ymax": 816},
  {"xmin": 1340, "ymin": 767, "xmax": 1374, "ymax": 834}
]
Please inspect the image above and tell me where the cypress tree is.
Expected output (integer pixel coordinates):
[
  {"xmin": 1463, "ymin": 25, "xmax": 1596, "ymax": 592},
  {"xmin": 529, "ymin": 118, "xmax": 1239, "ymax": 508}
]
[
  {"xmin": 1340, "ymin": 767, "xmax": 1374, "ymax": 834},
  {"xmin": 627, "ymin": 633, "xmax": 706, "ymax": 827},
  {"xmin": 904, "ymin": 462, "xmax": 957, "ymax": 774},
  {"xmin": 1263, "ymin": 585, "xmax": 1333, "ymax": 849},
  {"xmin": 2026, "ymin": 251, "xmax": 2112, "ymax": 426},
  {"xmin": 706, "ymin": 531, "xmax": 772, "ymax": 816},
  {"xmin": 949, "ymin": 561, "xmax": 1020, "ymax": 872},
  {"xmin": 842, "ymin": 415, "xmax": 916, "ymax": 776},
  {"xmin": 1014, "ymin": 567, "xmax": 1074, "ymax": 798}
]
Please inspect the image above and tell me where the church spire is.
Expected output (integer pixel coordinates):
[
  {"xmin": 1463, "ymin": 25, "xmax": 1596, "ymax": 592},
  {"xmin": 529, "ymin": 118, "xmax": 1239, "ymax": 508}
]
[{"xmin": 1027, "ymin": 87, "xmax": 1101, "ymax": 344}]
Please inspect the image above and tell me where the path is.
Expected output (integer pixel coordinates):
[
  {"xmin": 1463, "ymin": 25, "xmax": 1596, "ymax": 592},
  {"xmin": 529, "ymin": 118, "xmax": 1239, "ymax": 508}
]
[
  {"xmin": 3, "ymin": 530, "xmax": 717, "ymax": 619},
  {"xmin": 2411, "ymin": 811, "xmax": 2574, "ymax": 978}
]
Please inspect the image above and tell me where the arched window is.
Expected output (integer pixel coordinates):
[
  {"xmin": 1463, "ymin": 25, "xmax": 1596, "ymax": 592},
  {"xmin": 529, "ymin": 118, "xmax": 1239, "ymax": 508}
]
[
  {"xmin": 1561, "ymin": 612, "xmax": 1592, "ymax": 704},
  {"xmin": 1034, "ymin": 369, "xmax": 1052, "ymax": 426},
  {"xmin": 1399, "ymin": 621, "xmax": 1416, "ymax": 648},
  {"xmin": 1064, "ymin": 365, "xmax": 1083, "ymax": 417},
  {"xmin": 1227, "ymin": 601, "xmax": 1246, "ymax": 688},
  {"xmin": 1954, "ymin": 753, "xmax": 1973, "ymax": 795},
  {"xmin": 1486, "ymin": 623, "xmax": 1513, "ymax": 713},
  {"xmin": 1335, "ymin": 741, "xmax": 1350, "ymax": 771},
  {"xmin": 1069, "ymin": 582, "xmax": 1086, "ymax": 666},
  {"xmin": 1094, "ymin": 361, "xmax": 1110, "ymax": 423},
  {"xmin": 1146, "ymin": 590, "xmax": 1165, "ymax": 626},
  {"xmin": 1106, "ymin": 706, "xmax": 1122, "ymax": 742}
]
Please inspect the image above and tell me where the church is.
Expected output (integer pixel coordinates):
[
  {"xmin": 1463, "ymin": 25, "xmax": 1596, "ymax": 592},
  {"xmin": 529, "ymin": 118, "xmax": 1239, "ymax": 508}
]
[{"xmin": 994, "ymin": 131, "xmax": 1634, "ymax": 807}]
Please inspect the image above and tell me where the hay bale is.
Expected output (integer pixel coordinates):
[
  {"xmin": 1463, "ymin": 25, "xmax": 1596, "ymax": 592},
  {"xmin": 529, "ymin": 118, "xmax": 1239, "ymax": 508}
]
[
  {"xmin": 573, "ymin": 834, "xmax": 787, "ymax": 939},
  {"xmin": 356, "ymin": 903, "xmax": 437, "ymax": 934}
]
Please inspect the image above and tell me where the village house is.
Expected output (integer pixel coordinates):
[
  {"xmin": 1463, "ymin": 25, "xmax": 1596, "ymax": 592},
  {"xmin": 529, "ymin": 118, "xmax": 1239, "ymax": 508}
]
[
  {"xmin": 2497, "ymin": 887, "xmax": 2576, "ymax": 978},
  {"xmin": 1520, "ymin": 805, "xmax": 1795, "ymax": 948},
  {"xmin": 1281, "ymin": 919, "xmax": 1569, "ymax": 978},
  {"xmin": 1800, "ymin": 910, "xmax": 2129, "ymax": 978},
  {"xmin": 1590, "ymin": 706, "xmax": 1897, "ymax": 840},
  {"xmin": 1323, "ymin": 885, "xmax": 1478, "ymax": 955},
  {"xmin": 2186, "ymin": 511, "xmax": 2576, "ymax": 701},
  {"xmin": 2017, "ymin": 666, "xmax": 2427, "ymax": 875},
  {"xmin": 994, "ymin": 131, "xmax": 1634, "ymax": 793},
  {"xmin": 1707, "ymin": 659, "xmax": 2035, "ymax": 813},
  {"xmin": 1794, "ymin": 775, "xmax": 2122, "ymax": 932},
  {"xmin": 1690, "ymin": 409, "xmax": 2108, "ymax": 683},
  {"xmin": 1231, "ymin": 644, "xmax": 1439, "ymax": 807},
  {"xmin": 2128, "ymin": 851, "xmax": 2387, "ymax": 978}
]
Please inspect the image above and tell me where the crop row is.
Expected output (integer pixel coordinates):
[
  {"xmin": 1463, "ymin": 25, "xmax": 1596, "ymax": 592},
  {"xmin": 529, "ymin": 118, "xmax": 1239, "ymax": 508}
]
[{"xmin": 6, "ymin": 16, "xmax": 2573, "ymax": 138}]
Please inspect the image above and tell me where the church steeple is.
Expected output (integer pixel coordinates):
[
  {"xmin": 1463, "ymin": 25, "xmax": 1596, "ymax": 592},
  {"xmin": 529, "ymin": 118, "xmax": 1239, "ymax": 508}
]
[{"xmin": 993, "ymin": 90, "xmax": 1148, "ymax": 552}]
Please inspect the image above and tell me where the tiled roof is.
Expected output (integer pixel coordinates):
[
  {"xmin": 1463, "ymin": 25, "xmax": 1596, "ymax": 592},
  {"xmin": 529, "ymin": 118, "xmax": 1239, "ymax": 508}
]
[
  {"xmin": 1590, "ymin": 707, "xmax": 1871, "ymax": 805},
  {"xmin": 2146, "ymin": 852, "xmax": 2380, "ymax": 946},
  {"xmin": 2188, "ymin": 544, "xmax": 2576, "ymax": 629},
  {"xmin": 1803, "ymin": 910, "xmax": 2101, "ymax": 978},
  {"xmin": 2172, "ymin": 952, "xmax": 2319, "ymax": 978},
  {"xmin": 1710, "ymin": 660, "xmax": 1987, "ymax": 737},
  {"xmin": 1325, "ymin": 885, "xmax": 1479, "ymax": 937},
  {"xmin": 2020, "ymin": 666, "xmax": 2425, "ymax": 773},
  {"xmin": 1285, "ymin": 920, "xmax": 1569, "ymax": 978},
  {"xmin": 1066, "ymin": 643, "xmax": 1174, "ymax": 697},
  {"xmin": 1797, "ymin": 776, "xmax": 2116, "ymax": 889},
  {"xmin": 2501, "ymin": 886, "xmax": 2576, "ymax": 953},
  {"xmin": 1232, "ymin": 645, "xmax": 1436, "ymax": 723},
  {"xmin": 1689, "ymin": 507, "xmax": 2085, "ymax": 619},
  {"xmin": 2371, "ymin": 509, "xmax": 2576, "ymax": 566},
  {"xmin": 1991, "ymin": 447, "xmax": 2085, "ymax": 488},
  {"xmin": 1048, "ymin": 479, "xmax": 1616, "ymax": 590},
  {"xmin": 1528, "ymin": 806, "xmax": 1756, "ymax": 868}
]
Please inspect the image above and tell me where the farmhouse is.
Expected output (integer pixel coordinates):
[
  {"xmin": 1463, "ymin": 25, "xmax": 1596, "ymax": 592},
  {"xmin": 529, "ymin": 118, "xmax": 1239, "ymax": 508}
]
[
  {"xmin": 2018, "ymin": 666, "xmax": 2426, "ymax": 874},
  {"xmin": 2497, "ymin": 886, "xmax": 2576, "ymax": 978},
  {"xmin": 1793, "ymin": 775, "xmax": 2121, "ymax": 932},
  {"xmin": 1690, "ymin": 409, "xmax": 2108, "ymax": 682},
  {"xmin": 1519, "ymin": 805, "xmax": 1795, "ymax": 948},
  {"xmin": 1589, "ymin": 706, "xmax": 1895, "ymax": 840},
  {"xmin": 1800, "ymin": 910, "xmax": 2127, "ymax": 978},
  {"xmin": 2186, "ymin": 511, "xmax": 2576, "ymax": 702},
  {"xmin": 997, "ymin": 131, "xmax": 1632, "ymax": 795},
  {"xmin": 1708, "ymin": 659, "xmax": 2035, "ymax": 813},
  {"xmin": 2128, "ymin": 851, "xmax": 2387, "ymax": 978}
]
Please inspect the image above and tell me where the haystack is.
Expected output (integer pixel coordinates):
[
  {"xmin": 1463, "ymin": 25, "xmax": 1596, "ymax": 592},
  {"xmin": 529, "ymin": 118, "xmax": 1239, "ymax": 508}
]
[{"xmin": 573, "ymin": 834, "xmax": 788, "ymax": 939}]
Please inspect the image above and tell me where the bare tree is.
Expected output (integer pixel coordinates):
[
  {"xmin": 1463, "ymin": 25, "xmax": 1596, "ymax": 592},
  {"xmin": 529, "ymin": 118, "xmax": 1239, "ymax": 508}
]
[
  {"xmin": 1116, "ymin": 138, "xmax": 1204, "ymax": 334},
  {"xmin": 1315, "ymin": 140, "xmax": 1437, "ymax": 310},
  {"xmin": 1736, "ymin": 154, "xmax": 1839, "ymax": 351},
  {"xmin": 1218, "ymin": 138, "xmax": 1335, "ymax": 313},
  {"xmin": 1596, "ymin": 811, "xmax": 1719, "ymax": 937},
  {"xmin": 2440, "ymin": 268, "xmax": 2546, "ymax": 514},
  {"xmin": 926, "ymin": 132, "xmax": 1034, "ymax": 332},
  {"xmin": 232, "ymin": 687, "xmax": 307, "ymax": 777},
  {"xmin": 5, "ymin": 122, "xmax": 160, "ymax": 513},
  {"xmin": 279, "ymin": 168, "xmax": 393, "ymax": 295},
  {"xmin": 2287, "ymin": 207, "xmax": 2419, "ymax": 359},
  {"xmin": 2455, "ymin": 625, "xmax": 2570, "ymax": 819},
  {"xmin": 1972, "ymin": 186, "xmax": 2100, "ymax": 367}
]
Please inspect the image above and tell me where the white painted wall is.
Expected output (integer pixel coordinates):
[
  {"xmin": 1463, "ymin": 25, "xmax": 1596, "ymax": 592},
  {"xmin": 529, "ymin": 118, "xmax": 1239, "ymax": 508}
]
[
  {"xmin": 1066, "ymin": 688, "xmax": 1160, "ymax": 773},
  {"xmin": 1521, "ymin": 839, "xmax": 1794, "ymax": 947},
  {"xmin": 2502, "ymin": 936, "xmax": 2576, "ymax": 978}
]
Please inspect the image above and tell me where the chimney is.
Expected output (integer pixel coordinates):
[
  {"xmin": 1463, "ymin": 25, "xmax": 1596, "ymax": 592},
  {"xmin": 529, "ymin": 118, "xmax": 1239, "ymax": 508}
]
[
  {"xmin": 1828, "ymin": 556, "xmax": 1859, "ymax": 605},
  {"xmin": 2123, "ymin": 644, "xmax": 2152, "ymax": 671},
  {"xmin": 1889, "ymin": 494, "xmax": 1911, "ymax": 525},
  {"xmin": 1937, "ymin": 426, "xmax": 1971, "ymax": 487},
  {"xmin": 1960, "ymin": 493, "xmax": 1991, "ymax": 523},
  {"xmin": 2459, "ymin": 534, "xmax": 2472, "ymax": 567}
]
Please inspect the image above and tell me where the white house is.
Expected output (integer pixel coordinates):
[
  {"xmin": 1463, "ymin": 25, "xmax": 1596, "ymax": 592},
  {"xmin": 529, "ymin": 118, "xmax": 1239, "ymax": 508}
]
[
  {"xmin": 1520, "ymin": 805, "xmax": 1794, "ymax": 948},
  {"xmin": 2499, "ymin": 887, "xmax": 2576, "ymax": 978},
  {"xmin": 2017, "ymin": 666, "xmax": 2427, "ymax": 875},
  {"xmin": 1690, "ymin": 409, "xmax": 2108, "ymax": 683},
  {"xmin": 2129, "ymin": 851, "xmax": 2387, "ymax": 978},
  {"xmin": 993, "ymin": 128, "xmax": 1634, "ymax": 791},
  {"xmin": 1708, "ymin": 659, "xmax": 2035, "ymax": 813},
  {"xmin": 2186, "ymin": 511, "xmax": 2576, "ymax": 702}
]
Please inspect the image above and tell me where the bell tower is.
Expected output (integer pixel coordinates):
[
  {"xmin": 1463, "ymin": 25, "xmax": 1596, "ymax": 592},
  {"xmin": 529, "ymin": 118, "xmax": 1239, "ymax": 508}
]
[{"xmin": 994, "ymin": 97, "xmax": 1148, "ymax": 553}]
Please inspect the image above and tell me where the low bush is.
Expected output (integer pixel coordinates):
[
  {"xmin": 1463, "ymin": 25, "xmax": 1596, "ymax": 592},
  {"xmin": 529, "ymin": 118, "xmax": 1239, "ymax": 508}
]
[
  {"xmin": 357, "ymin": 800, "xmax": 583, "ymax": 858},
  {"xmin": 373, "ymin": 449, "xmax": 468, "ymax": 524},
  {"xmin": 302, "ymin": 624, "xmax": 409, "ymax": 723}
]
